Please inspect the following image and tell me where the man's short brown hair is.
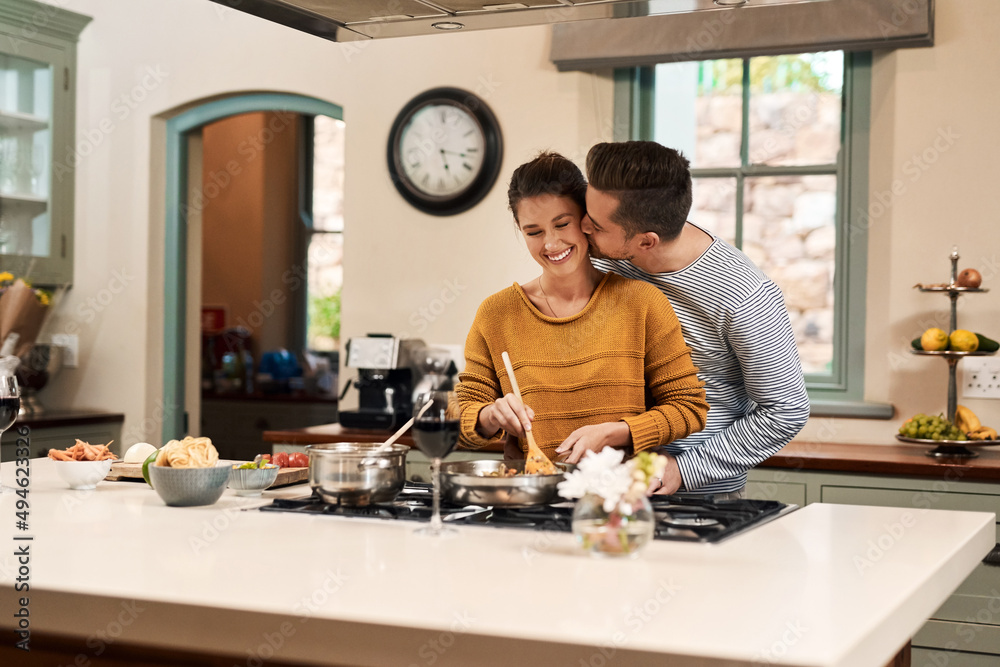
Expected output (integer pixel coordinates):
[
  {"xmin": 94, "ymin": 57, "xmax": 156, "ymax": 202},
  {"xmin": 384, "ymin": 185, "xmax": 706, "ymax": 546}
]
[
  {"xmin": 507, "ymin": 151, "xmax": 587, "ymax": 224},
  {"xmin": 586, "ymin": 141, "xmax": 692, "ymax": 241}
]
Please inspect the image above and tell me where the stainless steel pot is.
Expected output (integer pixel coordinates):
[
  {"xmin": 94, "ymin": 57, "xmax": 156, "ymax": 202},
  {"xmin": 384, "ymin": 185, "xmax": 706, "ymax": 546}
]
[
  {"xmin": 440, "ymin": 459, "xmax": 573, "ymax": 507},
  {"xmin": 306, "ymin": 443, "xmax": 408, "ymax": 506}
]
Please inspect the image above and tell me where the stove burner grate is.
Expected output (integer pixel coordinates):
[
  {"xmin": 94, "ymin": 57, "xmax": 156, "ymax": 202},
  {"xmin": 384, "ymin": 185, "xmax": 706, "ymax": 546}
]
[{"xmin": 259, "ymin": 484, "xmax": 792, "ymax": 543}]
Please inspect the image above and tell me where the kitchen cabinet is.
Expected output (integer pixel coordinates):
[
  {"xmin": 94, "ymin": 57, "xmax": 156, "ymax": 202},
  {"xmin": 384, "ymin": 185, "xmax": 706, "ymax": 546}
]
[
  {"xmin": 747, "ymin": 466, "xmax": 1000, "ymax": 662},
  {"xmin": 201, "ymin": 395, "xmax": 338, "ymax": 460},
  {"xmin": 0, "ymin": 0, "xmax": 90, "ymax": 284},
  {"xmin": 0, "ymin": 410, "xmax": 123, "ymax": 460}
]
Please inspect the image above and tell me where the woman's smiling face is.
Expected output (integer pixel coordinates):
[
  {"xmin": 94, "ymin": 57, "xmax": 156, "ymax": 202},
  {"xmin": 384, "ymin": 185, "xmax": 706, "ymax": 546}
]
[{"xmin": 515, "ymin": 194, "xmax": 590, "ymax": 277}]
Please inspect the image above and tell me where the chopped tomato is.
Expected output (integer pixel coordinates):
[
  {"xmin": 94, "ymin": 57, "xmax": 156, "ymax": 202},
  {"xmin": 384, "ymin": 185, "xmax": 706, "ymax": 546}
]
[
  {"xmin": 272, "ymin": 452, "xmax": 290, "ymax": 468},
  {"xmin": 289, "ymin": 452, "xmax": 309, "ymax": 468}
]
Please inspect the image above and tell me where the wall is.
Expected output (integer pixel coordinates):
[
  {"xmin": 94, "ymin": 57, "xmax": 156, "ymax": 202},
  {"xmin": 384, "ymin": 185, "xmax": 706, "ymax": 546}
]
[
  {"xmin": 36, "ymin": 0, "xmax": 612, "ymax": 444},
  {"xmin": 795, "ymin": 0, "xmax": 1000, "ymax": 444},
  {"xmin": 201, "ymin": 111, "xmax": 298, "ymax": 358}
]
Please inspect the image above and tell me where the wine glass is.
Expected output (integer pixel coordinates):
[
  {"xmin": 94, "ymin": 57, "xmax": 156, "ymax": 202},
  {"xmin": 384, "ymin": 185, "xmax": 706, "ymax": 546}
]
[
  {"xmin": 411, "ymin": 390, "xmax": 459, "ymax": 537},
  {"xmin": 0, "ymin": 374, "xmax": 21, "ymax": 495}
]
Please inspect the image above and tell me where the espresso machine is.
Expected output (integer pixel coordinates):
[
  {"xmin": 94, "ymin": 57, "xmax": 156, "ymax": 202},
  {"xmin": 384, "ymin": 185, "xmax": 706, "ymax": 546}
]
[{"xmin": 338, "ymin": 335, "xmax": 424, "ymax": 430}]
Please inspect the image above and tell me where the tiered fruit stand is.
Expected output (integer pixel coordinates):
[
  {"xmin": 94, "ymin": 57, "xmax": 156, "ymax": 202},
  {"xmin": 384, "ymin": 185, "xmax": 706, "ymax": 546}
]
[{"xmin": 897, "ymin": 248, "xmax": 995, "ymax": 458}]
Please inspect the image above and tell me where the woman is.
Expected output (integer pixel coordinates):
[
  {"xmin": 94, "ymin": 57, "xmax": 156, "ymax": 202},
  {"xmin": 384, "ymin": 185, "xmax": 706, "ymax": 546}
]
[{"xmin": 456, "ymin": 152, "xmax": 708, "ymax": 464}]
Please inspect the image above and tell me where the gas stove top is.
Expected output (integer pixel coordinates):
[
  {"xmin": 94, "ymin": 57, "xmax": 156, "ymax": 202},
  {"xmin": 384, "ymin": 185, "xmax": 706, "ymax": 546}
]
[{"xmin": 259, "ymin": 483, "xmax": 796, "ymax": 543}]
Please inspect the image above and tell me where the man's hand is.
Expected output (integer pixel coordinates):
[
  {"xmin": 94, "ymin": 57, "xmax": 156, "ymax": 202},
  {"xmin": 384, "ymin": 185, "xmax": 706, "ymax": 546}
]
[
  {"xmin": 476, "ymin": 393, "xmax": 535, "ymax": 439},
  {"xmin": 555, "ymin": 422, "xmax": 631, "ymax": 464},
  {"xmin": 649, "ymin": 454, "xmax": 682, "ymax": 495}
]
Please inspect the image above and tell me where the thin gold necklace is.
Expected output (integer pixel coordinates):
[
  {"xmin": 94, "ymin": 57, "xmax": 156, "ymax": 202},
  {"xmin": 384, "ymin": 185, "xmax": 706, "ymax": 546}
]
[{"xmin": 538, "ymin": 278, "xmax": 561, "ymax": 318}]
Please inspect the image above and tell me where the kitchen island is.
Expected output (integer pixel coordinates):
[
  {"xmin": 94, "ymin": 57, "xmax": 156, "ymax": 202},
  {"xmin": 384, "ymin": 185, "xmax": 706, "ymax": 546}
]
[{"xmin": 0, "ymin": 459, "xmax": 994, "ymax": 667}]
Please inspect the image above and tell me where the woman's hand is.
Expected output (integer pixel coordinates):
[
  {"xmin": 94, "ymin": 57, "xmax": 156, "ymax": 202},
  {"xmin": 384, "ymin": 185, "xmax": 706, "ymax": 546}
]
[
  {"xmin": 476, "ymin": 393, "xmax": 535, "ymax": 439},
  {"xmin": 555, "ymin": 422, "xmax": 631, "ymax": 464}
]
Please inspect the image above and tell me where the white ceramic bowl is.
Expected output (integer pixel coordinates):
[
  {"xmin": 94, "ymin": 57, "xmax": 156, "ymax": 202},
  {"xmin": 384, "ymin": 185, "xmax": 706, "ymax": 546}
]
[
  {"xmin": 53, "ymin": 460, "xmax": 114, "ymax": 490},
  {"xmin": 228, "ymin": 464, "xmax": 280, "ymax": 497},
  {"xmin": 148, "ymin": 464, "xmax": 231, "ymax": 507}
]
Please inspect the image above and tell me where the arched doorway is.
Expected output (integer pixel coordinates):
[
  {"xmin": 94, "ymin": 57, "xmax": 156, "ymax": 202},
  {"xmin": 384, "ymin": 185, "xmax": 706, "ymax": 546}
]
[{"xmin": 162, "ymin": 93, "xmax": 343, "ymax": 442}]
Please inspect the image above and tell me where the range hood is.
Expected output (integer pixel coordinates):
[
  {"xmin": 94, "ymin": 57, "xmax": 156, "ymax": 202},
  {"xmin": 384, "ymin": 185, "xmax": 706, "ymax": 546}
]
[{"xmin": 209, "ymin": 0, "xmax": 825, "ymax": 42}]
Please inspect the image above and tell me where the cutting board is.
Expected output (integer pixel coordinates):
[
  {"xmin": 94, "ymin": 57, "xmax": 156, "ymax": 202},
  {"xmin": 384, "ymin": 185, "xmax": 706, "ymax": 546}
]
[{"xmin": 104, "ymin": 462, "xmax": 309, "ymax": 488}]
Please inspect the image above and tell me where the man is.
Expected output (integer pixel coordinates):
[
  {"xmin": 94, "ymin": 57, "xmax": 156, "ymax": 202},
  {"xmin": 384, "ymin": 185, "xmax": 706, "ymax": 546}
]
[{"xmin": 581, "ymin": 141, "xmax": 810, "ymax": 499}]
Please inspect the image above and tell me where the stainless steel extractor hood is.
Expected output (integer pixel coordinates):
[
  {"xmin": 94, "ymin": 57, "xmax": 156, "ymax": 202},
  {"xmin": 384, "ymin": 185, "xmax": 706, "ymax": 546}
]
[{"xmin": 209, "ymin": 0, "xmax": 825, "ymax": 42}]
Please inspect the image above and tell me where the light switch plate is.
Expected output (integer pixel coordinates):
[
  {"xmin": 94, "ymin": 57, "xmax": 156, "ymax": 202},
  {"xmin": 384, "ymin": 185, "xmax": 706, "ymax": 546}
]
[
  {"xmin": 962, "ymin": 358, "xmax": 1000, "ymax": 399},
  {"xmin": 51, "ymin": 333, "xmax": 79, "ymax": 367}
]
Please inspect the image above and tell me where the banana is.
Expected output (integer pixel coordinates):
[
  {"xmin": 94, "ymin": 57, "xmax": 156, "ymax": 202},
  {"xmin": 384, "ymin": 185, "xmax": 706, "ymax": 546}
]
[
  {"xmin": 968, "ymin": 426, "xmax": 998, "ymax": 441},
  {"xmin": 955, "ymin": 405, "xmax": 982, "ymax": 433}
]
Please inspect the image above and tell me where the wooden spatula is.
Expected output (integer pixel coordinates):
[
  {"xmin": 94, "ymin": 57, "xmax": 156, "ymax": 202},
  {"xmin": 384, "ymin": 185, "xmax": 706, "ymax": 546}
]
[{"xmin": 501, "ymin": 351, "xmax": 557, "ymax": 475}]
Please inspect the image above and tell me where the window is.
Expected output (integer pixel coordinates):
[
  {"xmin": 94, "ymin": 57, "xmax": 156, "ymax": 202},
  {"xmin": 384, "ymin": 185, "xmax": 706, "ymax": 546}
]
[
  {"xmin": 626, "ymin": 52, "xmax": 886, "ymax": 415},
  {"xmin": 302, "ymin": 115, "xmax": 344, "ymax": 352}
]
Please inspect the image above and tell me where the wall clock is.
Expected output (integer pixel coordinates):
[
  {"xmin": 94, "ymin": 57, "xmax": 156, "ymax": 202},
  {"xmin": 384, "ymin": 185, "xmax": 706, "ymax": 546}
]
[{"xmin": 387, "ymin": 87, "xmax": 503, "ymax": 216}]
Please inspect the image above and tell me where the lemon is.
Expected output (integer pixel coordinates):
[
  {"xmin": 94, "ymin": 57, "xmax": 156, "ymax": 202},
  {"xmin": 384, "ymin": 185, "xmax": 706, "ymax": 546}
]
[
  {"xmin": 950, "ymin": 329, "xmax": 979, "ymax": 352},
  {"xmin": 920, "ymin": 328, "xmax": 949, "ymax": 351}
]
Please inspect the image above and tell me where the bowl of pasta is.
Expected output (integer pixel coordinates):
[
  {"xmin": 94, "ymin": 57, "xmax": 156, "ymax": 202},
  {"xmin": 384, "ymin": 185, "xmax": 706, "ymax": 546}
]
[{"xmin": 147, "ymin": 436, "xmax": 229, "ymax": 507}]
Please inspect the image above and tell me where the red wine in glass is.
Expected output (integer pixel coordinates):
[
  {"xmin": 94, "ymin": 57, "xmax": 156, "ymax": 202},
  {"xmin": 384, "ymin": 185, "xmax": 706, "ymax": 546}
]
[
  {"xmin": 412, "ymin": 391, "xmax": 459, "ymax": 537},
  {"xmin": 411, "ymin": 420, "xmax": 459, "ymax": 459},
  {"xmin": 1, "ymin": 374, "xmax": 21, "ymax": 495},
  {"xmin": 0, "ymin": 396, "xmax": 19, "ymax": 431}
]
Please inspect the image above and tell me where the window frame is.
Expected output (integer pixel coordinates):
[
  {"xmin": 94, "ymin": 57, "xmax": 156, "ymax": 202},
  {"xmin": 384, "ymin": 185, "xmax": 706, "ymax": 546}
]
[
  {"xmin": 616, "ymin": 52, "xmax": 892, "ymax": 418},
  {"xmin": 296, "ymin": 114, "xmax": 344, "ymax": 353}
]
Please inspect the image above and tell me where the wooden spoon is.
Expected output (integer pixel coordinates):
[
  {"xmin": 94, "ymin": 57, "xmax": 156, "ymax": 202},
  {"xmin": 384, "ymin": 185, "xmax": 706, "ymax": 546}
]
[{"xmin": 501, "ymin": 351, "xmax": 557, "ymax": 475}]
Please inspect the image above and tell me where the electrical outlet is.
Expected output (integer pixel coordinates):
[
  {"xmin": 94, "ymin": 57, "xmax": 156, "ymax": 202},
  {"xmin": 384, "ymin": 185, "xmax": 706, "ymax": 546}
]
[
  {"xmin": 51, "ymin": 333, "xmax": 79, "ymax": 367},
  {"xmin": 962, "ymin": 358, "xmax": 1000, "ymax": 399}
]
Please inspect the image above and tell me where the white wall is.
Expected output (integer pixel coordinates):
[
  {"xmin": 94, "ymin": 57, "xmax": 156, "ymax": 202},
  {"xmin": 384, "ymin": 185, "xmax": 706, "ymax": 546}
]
[
  {"xmin": 795, "ymin": 0, "xmax": 1000, "ymax": 444},
  {"xmin": 38, "ymin": 0, "xmax": 613, "ymax": 444}
]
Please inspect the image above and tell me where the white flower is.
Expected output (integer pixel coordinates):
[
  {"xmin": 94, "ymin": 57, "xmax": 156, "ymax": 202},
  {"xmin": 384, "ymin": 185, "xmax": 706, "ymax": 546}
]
[{"xmin": 557, "ymin": 449, "xmax": 634, "ymax": 512}]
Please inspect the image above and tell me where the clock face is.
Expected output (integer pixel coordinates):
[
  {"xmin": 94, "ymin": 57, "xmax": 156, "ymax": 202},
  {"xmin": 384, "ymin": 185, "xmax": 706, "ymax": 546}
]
[
  {"xmin": 398, "ymin": 103, "xmax": 486, "ymax": 199},
  {"xmin": 387, "ymin": 88, "xmax": 503, "ymax": 216}
]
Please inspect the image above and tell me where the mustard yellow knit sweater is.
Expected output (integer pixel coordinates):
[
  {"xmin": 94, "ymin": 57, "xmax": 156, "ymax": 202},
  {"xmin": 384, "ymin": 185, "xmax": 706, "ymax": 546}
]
[{"xmin": 456, "ymin": 273, "xmax": 708, "ymax": 458}]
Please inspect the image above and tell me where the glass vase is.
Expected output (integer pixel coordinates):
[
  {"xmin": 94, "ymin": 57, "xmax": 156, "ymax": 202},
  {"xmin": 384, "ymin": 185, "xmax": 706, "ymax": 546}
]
[{"xmin": 571, "ymin": 492, "xmax": 654, "ymax": 558}]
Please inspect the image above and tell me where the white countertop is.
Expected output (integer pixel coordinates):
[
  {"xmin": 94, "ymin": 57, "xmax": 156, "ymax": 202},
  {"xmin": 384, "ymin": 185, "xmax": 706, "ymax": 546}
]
[{"xmin": 0, "ymin": 460, "xmax": 994, "ymax": 667}]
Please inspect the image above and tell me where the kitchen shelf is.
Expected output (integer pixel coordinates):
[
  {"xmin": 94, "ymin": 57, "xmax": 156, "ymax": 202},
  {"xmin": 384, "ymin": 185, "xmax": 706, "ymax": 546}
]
[
  {"xmin": 910, "ymin": 350, "xmax": 996, "ymax": 358},
  {"xmin": 900, "ymin": 247, "xmax": 995, "ymax": 459},
  {"xmin": 895, "ymin": 434, "xmax": 997, "ymax": 459},
  {"xmin": 915, "ymin": 285, "xmax": 989, "ymax": 294},
  {"xmin": 0, "ymin": 0, "xmax": 90, "ymax": 285},
  {"xmin": 0, "ymin": 192, "xmax": 47, "ymax": 216},
  {"xmin": 0, "ymin": 109, "xmax": 49, "ymax": 132}
]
